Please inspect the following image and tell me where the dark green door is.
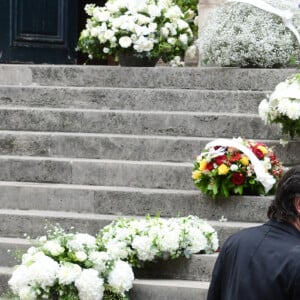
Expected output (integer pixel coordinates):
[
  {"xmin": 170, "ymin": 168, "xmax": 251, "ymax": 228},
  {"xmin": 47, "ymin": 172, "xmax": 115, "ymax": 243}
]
[{"xmin": 0, "ymin": 0, "xmax": 78, "ymax": 64}]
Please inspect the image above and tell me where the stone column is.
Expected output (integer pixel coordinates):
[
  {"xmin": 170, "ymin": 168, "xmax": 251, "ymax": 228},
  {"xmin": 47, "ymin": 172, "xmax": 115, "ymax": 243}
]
[{"xmin": 197, "ymin": 0, "xmax": 225, "ymax": 65}]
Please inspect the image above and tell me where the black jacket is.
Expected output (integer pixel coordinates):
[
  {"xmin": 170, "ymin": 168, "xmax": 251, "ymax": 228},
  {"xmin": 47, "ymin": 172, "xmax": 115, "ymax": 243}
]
[{"xmin": 207, "ymin": 220, "xmax": 300, "ymax": 300}]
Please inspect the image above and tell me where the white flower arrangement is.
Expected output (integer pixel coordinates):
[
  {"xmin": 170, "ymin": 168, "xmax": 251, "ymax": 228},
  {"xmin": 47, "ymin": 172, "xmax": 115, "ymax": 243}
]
[
  {"xmin": 8, "ymin": 225, "xmax": 134, "ymax": 300},
  {"xmin": 259, "ymin": 73, "xmax": 300, "ymax": 139},
  {"xmin": 97, "ymin": 216, "xmax": 219, "ymax": 267},
  {"xmin": 199, "ymin": 0, "xmax": 300, "ymax": 67},
  {"xmin": 77, "ymin": 0, "xmax": 196, "ymax": 66}
]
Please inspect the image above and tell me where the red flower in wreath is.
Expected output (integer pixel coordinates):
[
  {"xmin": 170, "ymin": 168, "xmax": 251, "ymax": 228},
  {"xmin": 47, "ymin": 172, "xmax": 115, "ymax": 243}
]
[
  {"xmin": 215, "ymin": 155, "xmax": 227, "ymax": 165},
  {"xmin": 231, "ymin": 172, "xmax": 245, "ymax": 185},
  {"xmin": 229, "ymin": 152, "xmax": 242, "ymax": 162},
  {"xmin": 206, "ymin": 162, "xmax": 214, "ymax": 171},
  {"xmin": 252, "ymin": 147, "xmax": 264, "ymax": 159}
]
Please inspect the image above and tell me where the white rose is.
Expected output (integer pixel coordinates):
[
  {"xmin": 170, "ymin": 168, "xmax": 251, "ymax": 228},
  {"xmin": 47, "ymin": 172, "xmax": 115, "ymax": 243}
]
[
  {"xmin": 147, "ymin": 4, "xmax": 161, "ymax": 17},
  {"xmin": 103, "ymin": 47, "xmax": 109, "ymax": 54},
  {"xmin": 43, "ymin": 240, "xmax": 64, "ymax": 256},
  {"xmin": 230, "ymin": 164, "xmax": 238, "ymax": 171},
  {"xmin": 93, "ymin": 9, "xmax": 110, "ymax": 22},
  {"xmin": 104, "ymin": 29, "xmax": 115, "ymax": 41},
  {"xmin": 75, "ymin": 251, "xmax": 88, "ymax": 262},
  {"xmin": 165, "ymin": 6, "xmax": 183, "ymax": 19},
  {"xmin": 89, "ymin": 251, "xmax": 109, "ymax": 273},
  {"xmin": 179, "ymin": 34, "xmax": 188, "ymax": 45},
  {"xmin": 19, "ymin": 286, "xmax": 37, "ymax": 300},
  {"xmin": 167, "ymin": 37, "xmax": 176, "ymax": 45},
  {"xmin": 75, "ymin": 269, "xmax": 104, "ymax": 300},
  {"xmin": 90, "ymin": 27, "xmax": 102, "ymax": 37},
  {"xmin": 108, "ymin": 260, "xmax": 134, "ymax": 295},
  {"xmin": 258, "ymin": 99, "xmax": 270, "ymax": 123},
  {"xmin": 132, "ymin": 235, "xmax": 158, "ymax": 261},
  {"xmin": 165, "ymin": 22, "xmax": 177, "ymax": 35},
  {"xmin": 160, "ymin": 27, "xmax": 169, "ymax": 38},
  {"xmin": 57, "ymin": 262, "xmax": 82, "ymax": 285},
  {"xmin": 137, "ymin": 14, "xmax": 151, "ymax": 25},
  {"xmin": 134, "ymin": 36, "xmax": 154, "ymax": 52},
  {"xmin": 176, "ymin": 19, "xmax": 189, "ymax": 30},
  {"xmin": 119, "ymin": 36, "xmax": 133, "ymax": 48},
  {"xmin": 148, "ymin": 23, "xmax": 158, "ymax": 33}
]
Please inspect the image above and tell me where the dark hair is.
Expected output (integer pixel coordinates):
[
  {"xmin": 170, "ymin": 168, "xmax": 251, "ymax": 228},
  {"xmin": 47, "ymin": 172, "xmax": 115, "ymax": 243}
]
[{"xmin": 268, "ymin": 166, "xmax": 300, "ymax": 222}]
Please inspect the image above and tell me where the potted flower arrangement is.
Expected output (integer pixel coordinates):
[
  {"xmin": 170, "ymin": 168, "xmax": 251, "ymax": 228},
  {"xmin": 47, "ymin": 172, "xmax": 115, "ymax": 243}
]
[
  {"xmin": 259, "ymin": 73, "xmax": 300, "ymax": 139},
  {"xmin": 7, "ymin": 226, "xmax": 134, "ymax": 300},
  {"xmin": 192, "ymin": 137, "xmax": 283, "ymax": 198},
  {"xmin": 77, "ymin": 0, "xmax": 196, "ymax": 66},
  {"xmin": 97, "ymin": 215, "xmax": 219, "ymax": 268}
]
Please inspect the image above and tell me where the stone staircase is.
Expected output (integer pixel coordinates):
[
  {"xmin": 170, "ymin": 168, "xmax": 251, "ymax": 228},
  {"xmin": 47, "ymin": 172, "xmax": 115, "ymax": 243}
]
[{"xmin": 0, "ymin": 65, "xmax": 298, "ymax": 299}]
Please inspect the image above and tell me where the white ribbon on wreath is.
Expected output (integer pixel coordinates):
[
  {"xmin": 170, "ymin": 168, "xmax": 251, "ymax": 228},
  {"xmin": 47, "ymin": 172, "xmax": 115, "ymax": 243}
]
[
  {"xmin": 227, "ymin": 0, "xmax": 300, "ymax": 45},
  {"xmin": 205, "ymin": 139, "xmax": 276, "ymax": 193}
]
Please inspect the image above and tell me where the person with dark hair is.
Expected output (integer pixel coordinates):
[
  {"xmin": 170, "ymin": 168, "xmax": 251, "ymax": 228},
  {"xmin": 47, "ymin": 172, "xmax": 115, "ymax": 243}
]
[{"xmin": 207, "ymin": 166, "xmax": 300, "ymax": 300}]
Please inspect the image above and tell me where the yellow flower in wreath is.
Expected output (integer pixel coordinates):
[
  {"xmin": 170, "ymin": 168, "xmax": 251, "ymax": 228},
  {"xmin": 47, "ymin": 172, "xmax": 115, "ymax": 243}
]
[
  {"xmin": 218, "ymin": 164, "xmax": 229, "ymax": 175},
  {"xmin": 257, "ymin": 145, "xmax": 268, "ymax": 155},
  {"xmin": 199, "ymin": 159, "xmax": 207, "ymax": 171},
  {"xmin": 240, "ymin": 155, "xmax": 249, "ymax": 166},
  {"xmin": 192, "ymin": 170, "xmax": 202, "ymax": 180}
]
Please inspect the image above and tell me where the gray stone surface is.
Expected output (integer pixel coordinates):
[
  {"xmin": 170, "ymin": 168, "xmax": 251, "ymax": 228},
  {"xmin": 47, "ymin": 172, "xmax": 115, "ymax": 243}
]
[
  {"xmin": 134, "ymin": 254, "xmax": 217, "ymax": 281},
  {"xmin": 0, "ymin": 182, "xmax": 95, "ymax": 212},
  {"xmin": 0, "ymin": 108, "xmax": 280, "ymax": 139},
  {"xmin": 0, "ymin": 267, "xmax": 11, "ymax": 295},
  {"xmin": 129, "ymin": 279, "xmax": 209, "ymax": 300},
  {"xmin": 0, "ymin": 132, "xmax": 298, "ymax": 165},
  {"xmin": 0, "ymin": 65, "xmax": 296, "ymax": 91},
  {"xmin": 0, "ymin": 238, "xmax": 29, "ymax": 267},
  {"xmin": 0, "ymin": 210, "xmax": 116, "ymax": 239},
  {"xmin": 0, "ymin": 182, "xmax": 272, "ymax": 222},
  {"xmin": 0, "ymin": 85, "xmax": 266, "ymax": 113},
  {"xmin": 0, "ymin": 156, "xmax": 193, "ymax": 189}
]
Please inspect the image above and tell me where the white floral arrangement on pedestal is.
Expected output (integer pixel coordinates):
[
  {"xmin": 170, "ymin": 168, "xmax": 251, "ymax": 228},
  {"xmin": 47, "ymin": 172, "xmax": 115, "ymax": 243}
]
[
  {"xmin": 259, "ymin": 73, "xmax": 300, "ymax": 139},
  {"xmin": 7, "ymin": 226, "xmax": 134, "ymax": 300},
  {"xmin": 96, "ymin": 215, "xmax": 219, "ymax": 267},
  {"xmin": 77, "ymin": 0, "xmax": 197, "ymax": 66},
  {"xmin": 199, "ymin": 0, "xmax": 300, "ymax": 67}
]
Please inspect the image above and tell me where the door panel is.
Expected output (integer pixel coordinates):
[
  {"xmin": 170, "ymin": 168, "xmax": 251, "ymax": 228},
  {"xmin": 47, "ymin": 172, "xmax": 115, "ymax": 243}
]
[{"xmin": 0, "ymin": 0, "xmax": 78, "ymax": 64}]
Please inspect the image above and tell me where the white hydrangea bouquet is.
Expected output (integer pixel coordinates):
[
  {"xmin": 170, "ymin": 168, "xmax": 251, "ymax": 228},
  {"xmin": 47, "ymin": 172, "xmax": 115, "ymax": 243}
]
[
  {"xmin": 259, "ymin": 73, "xmax": 300, "ymax": 139},
  {"xmin": 199, "ymin": 0, "xmax": 300, "ymax": 67},
  {"xmin": 96, "ymin": 215, "xmax": 219, "ymax": 268},
  {"xmin": 7, "ymin": 225, "xmax": 134, "ymax": 300},
  {"xmin": 77, "ymin": 0, "xmax": 196, "ymax": 66}
]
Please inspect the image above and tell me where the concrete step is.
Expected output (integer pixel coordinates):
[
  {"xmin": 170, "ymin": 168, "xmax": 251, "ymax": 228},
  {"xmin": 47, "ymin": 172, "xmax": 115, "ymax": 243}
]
[
  {"xmin": 129, "ymin": 279, "xmax": 209, "ymax": 300},
  {"xmin": 0, "ymin": 65, "xmax": 296, "ymax": 91},
  {"xmin": 0, "ymin": 267, "xmax": 209, "ymax": 300},
  {"xmin": 0, "ymin": 131, "xmax": 298, "ymax": 165},
  {"xmin": 0, "ymin": 267, "xmax": 11, "ymax": 295},
  {"xmin": 0, "ymin": 237, "xmax": 29, "ymax": 268},
  {"xmin": 0, "ymin": 156, "xmax": 194, "ymax": 189},
  {"xmin": 0, "ymin": 181, "xmax": 271, "ymax": 223},
  {"xmin": 0, "ymin": 107, "xmax": 280, "ymax": 139},
  {"xmin": 0, "ymin": 85, "xmax": 266, "ymax": 114},
  {"xmin": 134, "ymin": 254, "xmax": 217, "ymax": 282},
  {"xmin": 0, "ymin": 209, "xmax": 261, "ymax": 246},
  {"xmin": 0, "ymin": 236, "xmax": 217, "ymax": 282}
]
